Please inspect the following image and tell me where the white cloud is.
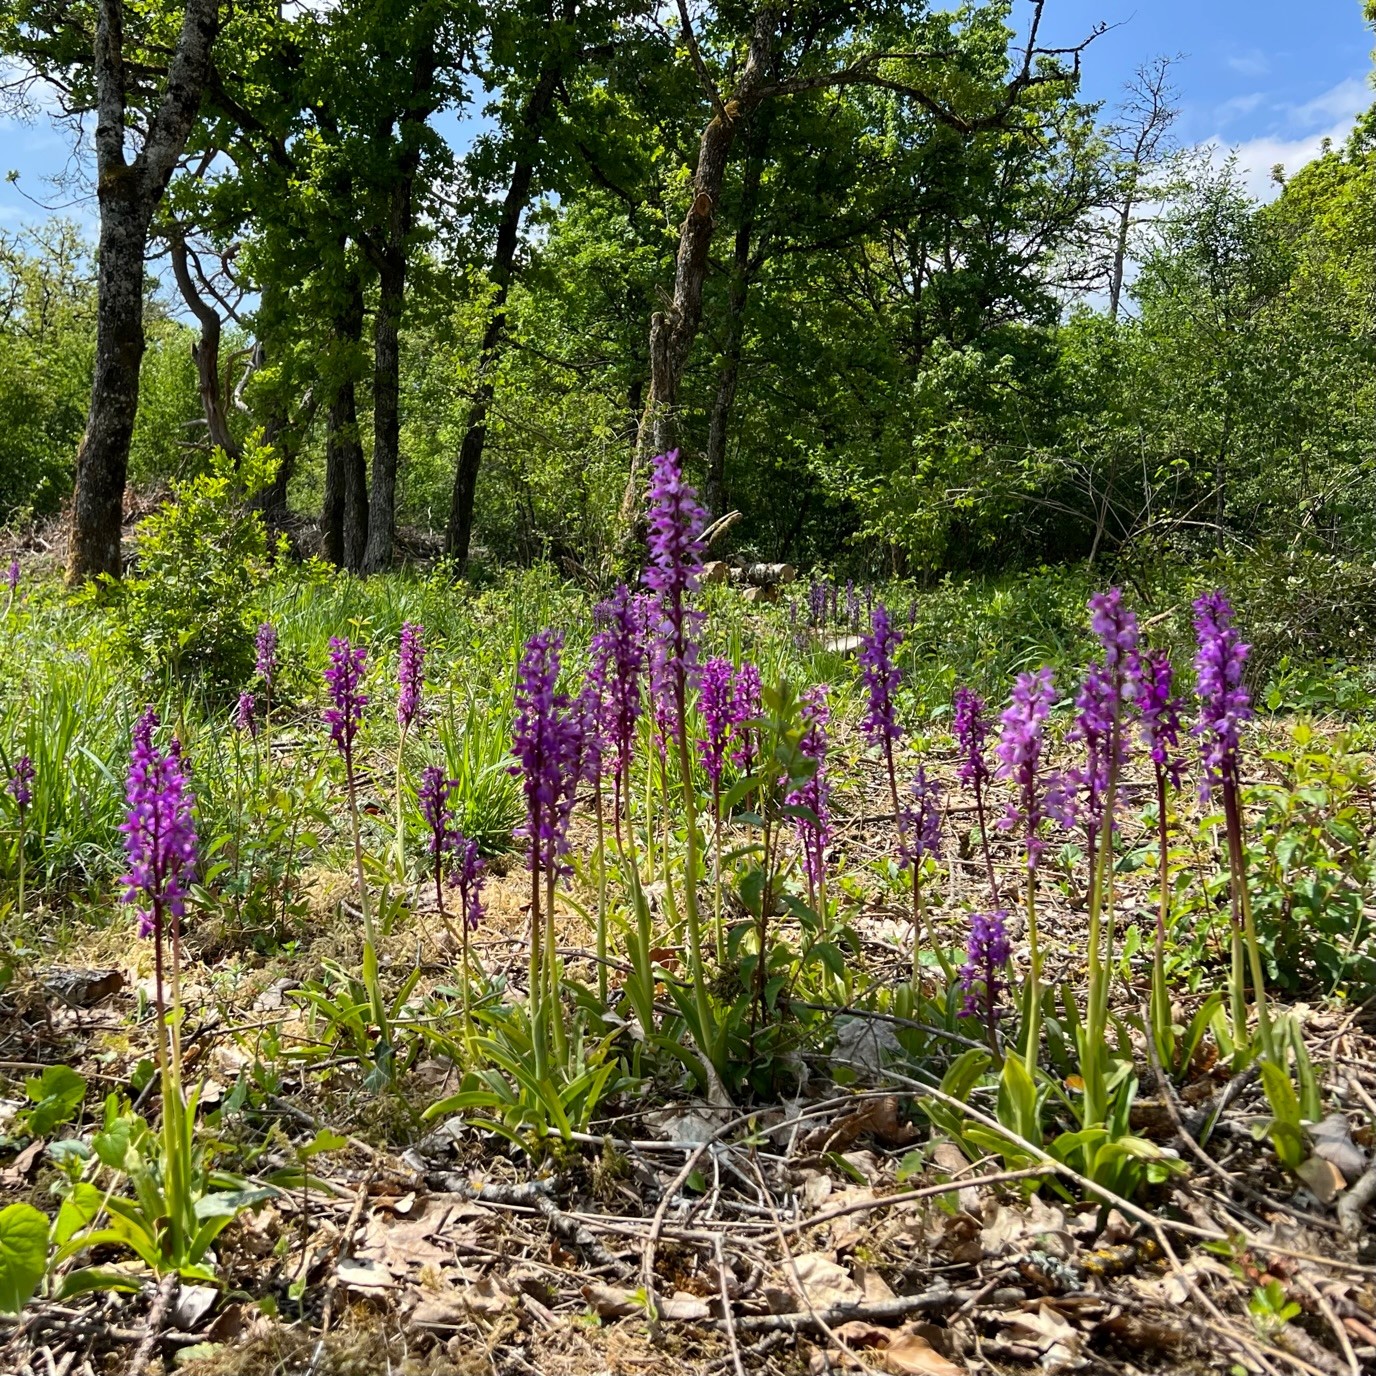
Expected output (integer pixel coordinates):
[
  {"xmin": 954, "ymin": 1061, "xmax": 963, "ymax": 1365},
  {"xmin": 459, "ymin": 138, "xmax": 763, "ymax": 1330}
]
[
  {"xmin": 1199, "ymin": 75, "xmax": 1372, "ymax": 201},
  {"xmin": 1227, "ymin": 48, "xmax": 1270, "ymax": 78},
  {"xmin": 1289, "ymin": 76, "xmax": 1371, "ymax": 130},
  {"xmin": 1207, "ymin": 127, "xmax": 1347, "ymax": 199},
  {"xmin": 1215, "ymin": 92, "xmax": 1265, "ymax": 125}
]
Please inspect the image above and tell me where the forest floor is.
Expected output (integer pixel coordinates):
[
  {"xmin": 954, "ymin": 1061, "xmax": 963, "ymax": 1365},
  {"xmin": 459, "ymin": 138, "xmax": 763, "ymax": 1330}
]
[{"xmin": 3, "ymin": 724, "xmax": 1376, "ymax": 1376}]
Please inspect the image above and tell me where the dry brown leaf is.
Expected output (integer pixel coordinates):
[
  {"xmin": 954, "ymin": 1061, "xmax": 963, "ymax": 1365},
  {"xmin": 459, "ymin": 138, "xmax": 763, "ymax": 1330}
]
[
  {"xmin": 978, "ymin": 1203, "xmax": 1024, "ymax": 1258},
  {"xmin": 1296, "ymin": 1154, "xmax": 1346, "ymax": 1205},
  {"xmin": 833, "ymin": 1321, "xmax": 891, "ymax": 1348},
  {"xmin": 793, "ymin": 1252, "xmax": 864, "ymax": 1308},
  {"xmin": 581, "ymin": 1282, "xmax": 644, "ymax": 1318},
  {"xmin": 660, "ymin": 1291, "xmax": 712, "ymax": 1321},
  {"xmin": 412, "ymin": 1287, "xmax": 472, "ymax": 1329},
  {"xmin": 853, "ymin": 1263, "xmax": 897, "ymax": 1304},
  {"xmin": 1002, "ymin": 1302, "xmax": 1080, "ymax": 1353},
  {"xmin": 804, "ymin": 1097, "xmax": 920, "ymax": 1154},
  {"xmin": 336, "ymin": 1257, "xmax": 394, "ymax": 1290},
  {"xmin": 465, "ymin": 1274, "xmax": 516, "ymax": 1316},
  {"xmin": 357, "ymin": 1198, "xmax": 454, "ymax": 1273},
  {"xmin": 929, "ymin": 1141, "xmax": 979, "ymax": 1215},
  {"xmin": 883, "ymin": 1332, "xmax": 965, "ymax": 1375},
  {"xmin": 1, "ymin": 1140, "xmax": 43, "ymax": 1185},
  {"xmin": 1310, "ymin": 1114, "xmax": 1367, "ymax": 1180}
]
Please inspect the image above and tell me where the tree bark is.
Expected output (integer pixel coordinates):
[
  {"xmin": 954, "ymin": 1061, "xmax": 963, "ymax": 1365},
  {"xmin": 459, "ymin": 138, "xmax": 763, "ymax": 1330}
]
[
  {"xmin": 444, "ymin": 57, "xmax": 564, "ymax": 569},
  {"xmin": 362, "ymin": 39, "xmax": 436, "ymax": 574},
  {"xmin": 362, "ymin": 253, "xmax": 404, "ymax": 572},
  {"xmin": 704, "ymin": 131, "xmax": 768, "ymax": 518},
  {"xmin": 618, "ymin": 8, "xmax": 776, "ymax": 543},
  {"xmin": 67, "ymin": 0, "xmax": 220, "ymax": 583},
  {"xmin": 322, "ymin": 276, "xmax": 367, "ymax": 569},
  {"xmin": 169, "ymin": 230, "xmax": 240, "ymax": 461}
]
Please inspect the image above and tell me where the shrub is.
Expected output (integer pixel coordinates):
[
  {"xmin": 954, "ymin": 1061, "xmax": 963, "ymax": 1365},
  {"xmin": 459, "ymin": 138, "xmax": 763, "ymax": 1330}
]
[{"xmin": 101, "ymin": 443, "xmax": 273, "ymax": 693}]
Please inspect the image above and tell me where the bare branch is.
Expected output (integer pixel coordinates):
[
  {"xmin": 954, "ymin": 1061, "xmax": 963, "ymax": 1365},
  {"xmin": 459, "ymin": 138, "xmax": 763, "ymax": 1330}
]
[{"xmin": 676, "ymin": 0, "xmax": 728, "ymax": 125}]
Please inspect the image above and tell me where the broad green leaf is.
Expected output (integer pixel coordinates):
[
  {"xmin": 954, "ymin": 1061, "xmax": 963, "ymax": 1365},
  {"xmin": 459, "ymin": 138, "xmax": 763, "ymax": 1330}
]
[{"xmin": 0, "ymin": 1203, "xmax": 49, "ymax": 1313}]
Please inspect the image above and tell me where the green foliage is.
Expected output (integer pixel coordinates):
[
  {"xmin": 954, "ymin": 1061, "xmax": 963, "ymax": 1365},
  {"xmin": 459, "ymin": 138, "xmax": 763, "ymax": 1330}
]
[
  {"xmin": 0, "ymin": 223, "xmax": 94, "ymax": 520},
  {"xmin": 1245, "ymin": 723, "xmax": 1375, "ymax": 993},
  {"xmin": 17, "ymin": 1065, "xmax": 85, "ymax": 1138},
  {"xmin": 434, "ymin": 696, "xmax": 523, "ymax": 856},
  {"xmin": 103, "ymin": 444, "xmax": 272, "ymax": 691},
  {"xmin": 0, "ymin": 1203, "xmax": 49, "ymax": 1314},
  {"xmin": 52, "ymin": 1091, "xmax": 275, "ymax": 1287},
  {"xmin": 424, "ymin": 1003, "xmax": 623, "ymax": 1157}
]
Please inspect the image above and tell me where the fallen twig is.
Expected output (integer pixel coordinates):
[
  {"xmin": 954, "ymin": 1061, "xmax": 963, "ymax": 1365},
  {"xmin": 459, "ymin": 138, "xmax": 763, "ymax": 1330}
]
[
  {"xmin": 126, "ymin": 1274, "xmax": 178, "ymax": 1376},
  {"xmin": 717, "ymin": 1287, "xmax": 1027, "ymax": 1334}
]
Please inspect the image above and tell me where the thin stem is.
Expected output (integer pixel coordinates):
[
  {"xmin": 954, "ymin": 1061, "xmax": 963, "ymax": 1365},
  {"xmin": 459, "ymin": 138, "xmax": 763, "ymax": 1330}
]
[
  {"xmin": 596, "ymin": 784, "xmax": 608, "ymax": 1005},
  {"xmin": 712, "ymin": 777, "xmax": 724, "ymax": 964},
  {"xmin": 973, "ymin": 775, "xmax": 998, "ymax": 905},
  {"xmin": 545, "ymin": 864, "xmax": 566, "ymax": 1064},
  {"xmin": 15, "ymin": 810, "xmax": 24, "ymax": 930},
  {"xmin": 232, "ymin": 729, "xmax": 244, "ymax": 925},
  {"xmin": 1151, "ymin": 763, "xmax": 1173, "ymax": 1070},
  {"xmin": 344, "ymin": 746, "xmax": 384, "ymax": 1033},
  {"xmin": 673, "ymin": 680, "xmax": 715, "ymax": 1068},
  {"xmin": 394, "ymin": 723, "xmax": 410, "ymax": 879},
  {"xmin": 529, "ymin": 859, "xmax": 546, "ymax": 1081},
  {"xmin": 1022, "ymin": 797, "xmax": 1042, "ymax": 1081},
  {"xmin": 1223, "ymin": 775, "xmax": 1273, "ymax": 1062}
]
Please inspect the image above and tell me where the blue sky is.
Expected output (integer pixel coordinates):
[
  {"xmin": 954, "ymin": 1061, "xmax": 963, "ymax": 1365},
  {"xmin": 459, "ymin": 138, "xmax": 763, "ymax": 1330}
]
[
  {"xmin": 1043, "ymin": 0, "xmax": 1374, "ymax": 195},
  {"xmin": 1, "ymin": 0, "xmax": 1372, "ymax": 230}
]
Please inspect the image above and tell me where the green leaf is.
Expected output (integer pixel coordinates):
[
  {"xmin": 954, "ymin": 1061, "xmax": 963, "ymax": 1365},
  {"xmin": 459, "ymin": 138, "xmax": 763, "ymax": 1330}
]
[
  {"xmin": 300, "ymin": 1129, "xmax": 347, "ymax": 1159},
  {"xmin": 22, "ymin": 1065, "xmax": 85, "ymax": 1137},
  {"xmin": 56, "ymin": 1265, "xmax": 149, "ymax": 1299},
  {"xmin": 55, "ymin": 1181, "xmax": 105, "ymax": 1246},
  {"xmin": 192, "ymin": 1187, "xmax": 277, "ymax": 1221},
  {"xmin": 93, "ymin": 1117, "xmax": 135, "ymax": 1171},
  {"xmin": 0, "ymin": 1203, "xmax": 49, "ymax": 1313}
]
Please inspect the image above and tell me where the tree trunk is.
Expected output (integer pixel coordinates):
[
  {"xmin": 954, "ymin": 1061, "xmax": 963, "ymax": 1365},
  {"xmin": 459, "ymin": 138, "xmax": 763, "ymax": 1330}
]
[
  {"xmin": 621, "ymin": 7, "xmax": 775, "ymax": 536},
  {"xmin": 362, "ymin": 258, "xmax": 403, "ymax": 572},
  {"xmin": 70, "ymin": 192, "xmax": 146, "ymax": 580},
  {"xmin": 1108, "ymin": 195, "xmax": 1132, "ymax": 320},
  {"xmin": 444, "ymin": 58, "xmax": 563, "ymax": 569},
  {"xmin": 169, "ymin": 231, "xmax": 240, "ymax": 461},
  {"xmin": 361, "ymin": 38, "xmax": 435, "ymax": 574},
  {"xmin": 322, "ymin": 276, "xmax": 367, "ymax": 570},
  {"xmin": 67, "ymin": 0, "xmax": 220, "ymax": 584},
  {"xmin": 704, "ymin": 132, "xmax": 767, "ymax": 518}
]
